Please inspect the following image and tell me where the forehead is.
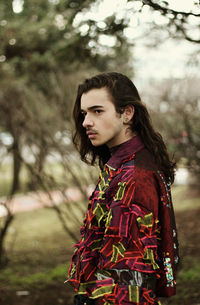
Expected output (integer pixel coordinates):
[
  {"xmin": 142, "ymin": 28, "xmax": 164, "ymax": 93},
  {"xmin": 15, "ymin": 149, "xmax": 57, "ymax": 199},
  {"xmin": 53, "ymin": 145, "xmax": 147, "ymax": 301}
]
[{"xmin": 80, "ymin": 87, "xmax": 113, "ymax": 110}]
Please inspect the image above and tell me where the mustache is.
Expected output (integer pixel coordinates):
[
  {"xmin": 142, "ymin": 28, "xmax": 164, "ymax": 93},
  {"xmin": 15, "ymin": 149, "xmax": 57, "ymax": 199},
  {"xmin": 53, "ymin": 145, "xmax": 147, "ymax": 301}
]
[{"xmin": 86, "ymin": 129, "xmax": 98, "ymax": 133}]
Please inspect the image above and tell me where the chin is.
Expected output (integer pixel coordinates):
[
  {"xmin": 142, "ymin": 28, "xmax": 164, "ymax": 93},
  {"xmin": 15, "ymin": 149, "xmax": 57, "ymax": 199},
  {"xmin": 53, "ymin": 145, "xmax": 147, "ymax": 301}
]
[
  {"xmin": 91, "ymin": 142, "xmax": 102, "ymax": 147},
  {"xmin": 91, "ymin": 139, "xmax": 106, "ymax": 147}
]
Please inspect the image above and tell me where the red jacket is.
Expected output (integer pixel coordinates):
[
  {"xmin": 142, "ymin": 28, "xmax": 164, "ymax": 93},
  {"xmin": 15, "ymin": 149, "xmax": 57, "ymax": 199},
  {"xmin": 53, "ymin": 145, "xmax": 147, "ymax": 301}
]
[{"xmin": 68, "ymin": 136, "xmax": 179, "ymax": 303}]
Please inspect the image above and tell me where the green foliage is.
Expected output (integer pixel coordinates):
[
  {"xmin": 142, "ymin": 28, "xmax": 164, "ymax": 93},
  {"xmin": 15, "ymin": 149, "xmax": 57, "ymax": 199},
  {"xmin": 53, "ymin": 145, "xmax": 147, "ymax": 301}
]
[{"xmin": 0, "ymin": 0, "xmax": 132, "ymax": 87}]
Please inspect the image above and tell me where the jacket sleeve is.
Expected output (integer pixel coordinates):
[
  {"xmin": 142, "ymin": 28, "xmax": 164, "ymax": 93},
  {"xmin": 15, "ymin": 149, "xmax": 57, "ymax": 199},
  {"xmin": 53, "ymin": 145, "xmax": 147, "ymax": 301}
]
[
  {"xmin": 133, "ymin": 167, "xmax": 179, "ymax": 297},
  {"xmin": 154, "ymin": 171, "xmax": 180, "ymax": 297},
  {"xmin": 134, "ymin": 169, "xmax": 179, "ymax": 297}
]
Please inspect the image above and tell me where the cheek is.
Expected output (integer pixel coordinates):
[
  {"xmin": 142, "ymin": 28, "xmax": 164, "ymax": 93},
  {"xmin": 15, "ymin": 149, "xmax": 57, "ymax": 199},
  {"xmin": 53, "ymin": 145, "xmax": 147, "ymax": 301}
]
[{"xmin": 101, "ymin": 116, "xmax": 122, "ymax": 134}]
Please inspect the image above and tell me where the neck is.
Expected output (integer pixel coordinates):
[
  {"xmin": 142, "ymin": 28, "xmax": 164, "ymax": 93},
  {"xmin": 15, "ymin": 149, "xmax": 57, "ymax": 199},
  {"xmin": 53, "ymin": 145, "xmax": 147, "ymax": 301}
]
[
  {"xmin": 107, "ymin": 131, "xmax": 137, "ymax": 149},
  {"xmin": 109, "ymin": 132, "xmax": 137, "ymax": 155}
]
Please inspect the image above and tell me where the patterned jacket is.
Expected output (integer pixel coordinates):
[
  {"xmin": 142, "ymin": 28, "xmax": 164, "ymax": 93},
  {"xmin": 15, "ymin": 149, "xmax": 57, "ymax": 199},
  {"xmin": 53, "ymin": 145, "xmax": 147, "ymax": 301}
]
[{"xmin": 67, "ymin": 136, "xmax": 179, "ymax": 304}]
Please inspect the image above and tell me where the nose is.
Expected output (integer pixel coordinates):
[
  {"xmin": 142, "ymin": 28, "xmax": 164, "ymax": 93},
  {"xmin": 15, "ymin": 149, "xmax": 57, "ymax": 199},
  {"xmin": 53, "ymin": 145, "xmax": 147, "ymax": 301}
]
[{"xmin": 82, "ymin": 114, "xmax": 94, "ymax": 128}]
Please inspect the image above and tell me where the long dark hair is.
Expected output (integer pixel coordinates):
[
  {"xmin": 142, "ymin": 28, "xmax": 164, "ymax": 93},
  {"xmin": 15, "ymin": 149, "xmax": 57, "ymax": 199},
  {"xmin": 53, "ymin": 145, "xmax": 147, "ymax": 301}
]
[{"xmin": 73, "ymin": 72, "xmax": 176, "ymax": 184}]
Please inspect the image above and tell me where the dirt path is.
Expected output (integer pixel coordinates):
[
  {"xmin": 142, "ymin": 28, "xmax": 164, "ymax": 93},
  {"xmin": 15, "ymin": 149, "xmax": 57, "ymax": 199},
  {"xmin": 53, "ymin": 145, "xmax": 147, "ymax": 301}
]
[{"xmin": 0, "ymin": 185, "xmax": 94, "ymax": 217}]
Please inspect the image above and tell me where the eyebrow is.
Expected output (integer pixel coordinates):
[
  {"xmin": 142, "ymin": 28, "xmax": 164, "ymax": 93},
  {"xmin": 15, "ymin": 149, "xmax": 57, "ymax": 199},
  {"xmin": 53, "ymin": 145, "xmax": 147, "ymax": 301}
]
[{"xmin": 81, "ymin": 105, "xmax": 104, "ymax": 112}]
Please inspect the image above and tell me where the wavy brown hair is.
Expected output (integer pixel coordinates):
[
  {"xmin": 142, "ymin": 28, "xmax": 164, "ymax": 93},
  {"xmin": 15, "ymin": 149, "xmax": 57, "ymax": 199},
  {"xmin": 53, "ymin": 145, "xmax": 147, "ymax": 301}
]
[{"xmin": 73, "ymin": 72, "xmax": 176, "ymax": 184}]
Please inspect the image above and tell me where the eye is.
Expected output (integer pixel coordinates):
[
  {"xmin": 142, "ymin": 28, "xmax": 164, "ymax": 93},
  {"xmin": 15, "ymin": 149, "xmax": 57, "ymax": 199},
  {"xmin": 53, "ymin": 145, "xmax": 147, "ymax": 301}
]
[{"xmin": 95, "ymin": 109, "xmax": 102, "ymax": 114}]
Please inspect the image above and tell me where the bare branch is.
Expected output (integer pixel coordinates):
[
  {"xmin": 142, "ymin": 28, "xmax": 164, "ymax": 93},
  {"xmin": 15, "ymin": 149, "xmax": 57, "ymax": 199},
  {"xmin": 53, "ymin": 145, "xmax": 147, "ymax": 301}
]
[{"xmin": 142, "ymin": 0, "xmax": 200, "ymax": 17}]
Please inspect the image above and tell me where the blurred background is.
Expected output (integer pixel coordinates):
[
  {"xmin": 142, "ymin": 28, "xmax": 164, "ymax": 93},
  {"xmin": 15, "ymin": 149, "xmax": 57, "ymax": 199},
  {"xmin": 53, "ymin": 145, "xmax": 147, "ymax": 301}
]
[{"xmin": 0, "ymin": 0, "xmax": 199, "ymax": 304}]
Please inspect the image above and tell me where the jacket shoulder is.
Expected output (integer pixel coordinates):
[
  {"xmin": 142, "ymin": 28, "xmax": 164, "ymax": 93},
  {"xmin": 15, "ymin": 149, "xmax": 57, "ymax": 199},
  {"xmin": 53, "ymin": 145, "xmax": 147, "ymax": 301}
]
[{"xmin": 134, "ymin": 148, "xmax": 159, "ymax": 171}]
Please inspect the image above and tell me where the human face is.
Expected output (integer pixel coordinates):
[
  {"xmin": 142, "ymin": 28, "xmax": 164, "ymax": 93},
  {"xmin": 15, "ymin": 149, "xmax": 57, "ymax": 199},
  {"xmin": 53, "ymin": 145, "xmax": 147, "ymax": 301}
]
[{"xmin": 81, "ymin": 88, "xmax": 128, "ymax": 148}]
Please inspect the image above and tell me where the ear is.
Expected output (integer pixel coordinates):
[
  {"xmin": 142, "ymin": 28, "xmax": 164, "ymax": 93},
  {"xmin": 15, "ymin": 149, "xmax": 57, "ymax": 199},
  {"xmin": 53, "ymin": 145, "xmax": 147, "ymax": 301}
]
[{"xmin": 123, "ymin": 105, "xmax": 134, "ymax": 123}]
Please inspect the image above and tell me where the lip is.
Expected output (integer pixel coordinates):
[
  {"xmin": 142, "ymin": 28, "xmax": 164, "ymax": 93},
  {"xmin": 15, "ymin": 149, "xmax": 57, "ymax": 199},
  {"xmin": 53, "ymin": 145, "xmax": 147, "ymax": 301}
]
[{"xmin": 87, "ymin": 132, "xmax": 97, "ymax": 139}]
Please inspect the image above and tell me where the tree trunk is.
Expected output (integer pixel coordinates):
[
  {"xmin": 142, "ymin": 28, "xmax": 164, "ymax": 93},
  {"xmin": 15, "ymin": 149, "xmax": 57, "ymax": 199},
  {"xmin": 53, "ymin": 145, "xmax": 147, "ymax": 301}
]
[
  {"xmin": 10, "ymin": 138, "xmax": 21, "ymax": 195},
  {"xmin": 0, "ymin": 213, "xmax": 14, "ymax": 267}
]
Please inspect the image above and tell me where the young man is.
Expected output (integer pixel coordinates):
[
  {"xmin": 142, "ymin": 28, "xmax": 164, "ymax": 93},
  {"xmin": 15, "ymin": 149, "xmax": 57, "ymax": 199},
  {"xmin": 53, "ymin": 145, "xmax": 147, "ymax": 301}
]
[{"xmin": 67, "ymin": 72, "xmax": 179, "ymax": 305}]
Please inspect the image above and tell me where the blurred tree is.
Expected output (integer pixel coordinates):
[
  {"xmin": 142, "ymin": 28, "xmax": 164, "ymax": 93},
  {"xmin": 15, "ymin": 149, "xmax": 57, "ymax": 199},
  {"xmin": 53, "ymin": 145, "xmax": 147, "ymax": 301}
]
[
  {"xmin": 1, "ymin": 0, "xmax": 132, "ymax": 88},
  {"xmin": 0, "ymin": 0, "xmax": 133, "ymax": 265},
  {"xmin": 0, "ymin": 0, "xmax": 133, "ymax": 193},
  {"xmin": 144, "ymin": 77, "xmax": 200, "ymax": 183},
  {"xmin": 1, "ymin": 0, "xmax": 198, "ymax": 265},
  {"xmin": 133, "ymin": 0, "xmax": 200, "ymax": 44}
]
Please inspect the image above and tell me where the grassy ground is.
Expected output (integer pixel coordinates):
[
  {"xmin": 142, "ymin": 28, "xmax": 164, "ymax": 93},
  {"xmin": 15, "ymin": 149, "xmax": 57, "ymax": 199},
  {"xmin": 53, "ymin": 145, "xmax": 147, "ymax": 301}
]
[
  {"xmin": 0, "ymin": 206, "xmax": 75, "ymax": 305},
  {"xmin": 0, "ymin": 185, "xmax": 200, "ymax": 305}
]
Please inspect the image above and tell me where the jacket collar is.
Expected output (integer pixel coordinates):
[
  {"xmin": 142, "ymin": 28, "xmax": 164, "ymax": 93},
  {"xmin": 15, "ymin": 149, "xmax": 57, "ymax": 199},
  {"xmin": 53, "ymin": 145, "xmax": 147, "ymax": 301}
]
[{"xmin": 106, "ymin": 136, "xmax": 144, "ymax": 170}]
